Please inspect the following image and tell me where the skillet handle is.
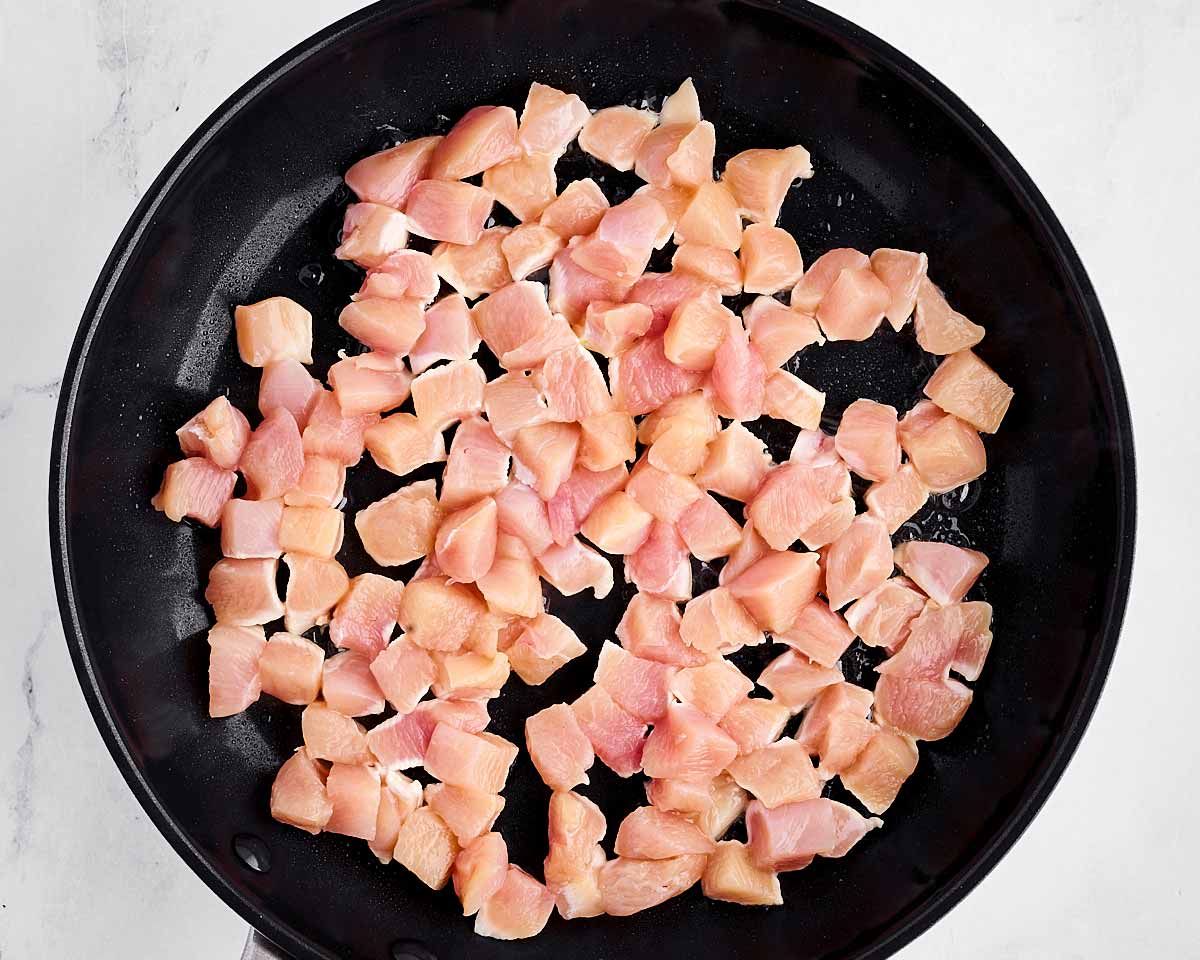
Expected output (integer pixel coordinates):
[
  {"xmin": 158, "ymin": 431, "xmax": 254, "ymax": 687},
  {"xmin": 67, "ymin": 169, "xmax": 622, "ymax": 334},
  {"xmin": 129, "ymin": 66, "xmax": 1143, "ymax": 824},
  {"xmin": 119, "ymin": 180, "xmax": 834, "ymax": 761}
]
[{"xmin": 240, "ymin": 930, "xmax": 291, "ymax": 960}]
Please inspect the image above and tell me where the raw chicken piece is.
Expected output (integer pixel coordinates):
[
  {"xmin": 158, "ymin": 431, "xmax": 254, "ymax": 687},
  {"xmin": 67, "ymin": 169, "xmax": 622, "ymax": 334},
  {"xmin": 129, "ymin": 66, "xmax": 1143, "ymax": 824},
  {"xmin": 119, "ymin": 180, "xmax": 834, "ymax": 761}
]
[
  {"xmin": 677, "ymin": 494, "xmax": 741, "ymax": 561},
  {"xmin": 579, "ymin": 105, "xmax": 658, "ymax": 171},
  {"xmin": 645, "ymin": 413, "xmax": 717, "ymax": 476},
  {"xmin": 740, "ymin": 225, "xmax": 804, "ymax": 295},
  {"xmin": 702, "ymin": 840, "xmax": 782, "ymax": 906},
  {"xmin": 578, "ymin": 410, "xmax": 638, "ymax": 471},
  {"xmin": 539, "ymin": 344, "xmax": 613, "ymax": 422},
  {"xmin": 408, "ymin": 295, "xmax": 480, "ymax": 374},
  {"xmin": 747, "ymin": 461, "xmax": 846, "ymax": 551},
  {"xmin": 540, "ymin": 178, "xmax": 610, "ymax": 238},
  {"xmin": 695, "ymin": 422, "xmax": 771, "ymax": 502},
  {"xmin": 877, "ymin": 601, "xmax": 993, "ymax": 682},
  {"xmin": 177, "ymin": 396, "xmax": 249, "ymax": 470},
  {"xmin": 506, "ymin": 613, "xmax": 587, "ymax": 685},
  {"xmin": 356, "ymin": 249, "xmax": 441, "ymax": 303},
  {"xmin": 370, "ymin": 771, "xmax": 424, "ymax": 863},
  {"xmin": 571, "ymin": 193, "xmax": 670, "ymax": 284},
  {"xmin": 824, "ymin": 514, "xmax": 894, "ymax": 610},
  {"xmin": 206, "ymin": 624, "xmax": 265, "ymax": 717},
  {"xmin": 321, "ymin": 651, "xmax": 386, "ymax": 716},
  {"xmin": 398, "ymin": 577, "xmax": 486, "ymax": 651},
  {"xmin": 424, "ymin": 725, "xmax": 519, "ymax": 793},
  {"xmin": 338, "ymin": 297, "xmax": 427, "ymax": 357},
  {"xmin": 364, "ymin": 412, "xmax": 446, "ymax": 478},
  {"xmin": 501, "ymin": 222, "xmax": 565, "ymax": 280},
  {"xmin": 475, "ymin": 866, "xmax": 556, "ymax": 941},
  {"xmin": 924, "ymin": 348, "xmax": 1013, "ymax": 434},
  {"xmin": 366, "ymin": 699, "xmax": 489, "ymax": 769},
  {"xmin": 679, "ymin": 588, "xmax": 763, "ymax": 657},
  {"xmin": 259, "ymin": 359, "xmax": 323, "ymax": 430},
  {"xmin": 234, "ymin": 297, "xmax": 313, "ymax": 367},
  {"xmin": 427, "ymin": 105, "xmax": 521, "ymax": 180},
  {"xmin": 645, "ymin": 777, "xmax": 715, "ymax": 815},
  {"xmin": 599, "ymin": 854, "xmax": 707, "ymax": 916},
  {"xmin": 526, "ymin": 703, "xmax": 595, "ymax": 790},
  {"xmin": 840, "ymin": 725, "xmax": 919, "ymax": 814},
  {"xmin": 815, "ymin": 266, "xmax": 890, "ymax": 341},
  {"xmin": 727, "ymin": 551, "xmax": 821, "ymax": 633},
  {"xmin": 152, "ymin": 456, "xmax": 236, "ymax": 526},
  {"xmin": 616, "ymin": 593, "xmax": 709, "ymax": 667},
  {"xmin": 410, "ymin": 358, "xmax": 485, "ymax": 431},
  {"xmin": 625, "ymin": 462, "xmax": 701, "ymax": 522},
  {"xmin": 546, "ymin": 844, "xmax": 606, "ymax": 921},
  {"xmin": 283, "ymin": 555, "xmax": 349, "ymax": 634},
  {"xmin": 642, "ymin": 700, "xmax": 738, "ymax": 780},
  {"xmin": 354, "ymin": 480, "xmax": 441, "ymax": 566},
  {"xmin": 432, "ymin": 649, "xmax": 511, "ymax": 700},
  {"xmin": 259, "ymin": 632, "xmax": 324, "ymax": 705},
  {"xmin": 301, "ymin": 391, "xmax": 380, "ymax": 467},
  {"xmin": 723, "ymin": 145, "xmax": 813, "ymax": 224},
  {"xmin": 547, "ymin": 791, "xmax": 607, "ymax": 874},
  {"xmin": 665, "ymin": 121, "xmax": 716, "ymax": 189},
  {"xmin": 835, "ymin": 399, "xmax": 901, "ymax": 482},
  {"xmin": 763, "ymin": 369, "xmax": 825, "ymax": 429},
  {"xmin": 844, "ymin": 577, "xmax": 926, "ymax": 650},
  {"xmin": 746, "ymin": 798, "xmax": 879, "ymax": 870},
  {"xmin": 673, "ymin": 181, "xmax": 742, "ymax": 250},
  {"xmin": 369, "ymin": 637, "xmax": 436, "ymax": 714},
  {"xmin": 572, "ymin": 685, "xmax": 648, "ymax": 777},
  {"xmin": 512, "ymin": 421, "xmax": 580, "ymax": 500},
  {"xmin": 546, "ymin": 464, "xmax": 628, "ymax": 545},
  {"xmin": 405, "ymin": 180, "xmax": 494, "ymax": 245},
  {"xmin": 661, "ymin": 79, "xmax": 702, "ymax": 126},
  {"xmin": 791, "ymin": 249, "xmax": 872, "ymax": 315},
  {"xmin": 426, "ymin": 783, "xmax": 506, "ymax": 843},
  {"xmin": 549, "ymin": 245, "xmax": 634, "ymax": 324},
  {"xmin": 221, "ymin": 498, "xmax": 283, "ymax": 559},
  {"xmin": 301, "ymin": 701, "xmax": 371, "ymax": 764},
  {"xmin": 454, "ymin": 832, "xmax": 509, "ymax": 916},
  {"xmin": 239, "ymin": 408, "xmax": 305, "ymax": 500},
  {"xmin": 900, "ymin": 405, "xmax": 987, "ymax": 493},
  {"xmin": 518, "ymin": 82, "xmax": 590, "ymax": 156},
  {"xmin": 913, "ymin": 278, "xmax": 985, "ymax": 355},
  {"xmin": 394, "ymin": 807, "xmax": 460, "ymax": 890},
  {"xmin": 494, "ymin": 481, "xmax": 555, "ymax": 556},
  {"xmin": 873, "ymin": 673, "xmax": 972, "ymax": 741},
  {"xmin": 698, "ymin": 771, "xmax": 751, "ymax": 840},
  {"xmin": 431, "ymin": 228, "xmax": 513, "ymax": 301},
  {"xmin": 720, "ymin": 698, "xmax": 790, "ymax": 756},
  {"xmin": 473, "ymin": 280, "xmax": 576, "ymax": 369},
  {"xmin": 205, "ymin": 558, "xmax": 283, "ymax": 626},
  {"xmin": 869, "ymin": 248, "xmax": 928, "ymax": 330},
  {"xmin": 634, "ymin": 123, "xmax": 696, "ymax": 188},
  {"xmin": 779, "ymin": 599, "xmax": 856, "ymax": 667},
  {"xmin": 726, "ymin": 737, "xmax": 822, "ymax": 808},
  {"xmin": 483, "ymin": 371, "xmax": 552, "ymax": 444},
  {"xmin": 435, "ymin": 498, "xmax": 499, "ymax": 583},
  {"xmin": 638, "ymin": 389, "xmax": 719, "ymax": 447},
  {"xmin": 537, "ymin": 536, "xmax": 614, "ymax": 598},
  {"xmin": 483, "ymin": 154, "xmax": 558, "ymax": 222},
  {"xmin": 325, "ymin": 763, "xmax": 382, "ymax": 840},
  {"xmin": 344, "ymin": 136, "xmax": 441, "ymax": 208},
  {"xmin": 865, "ymin": 464, "xmax": 930, "ymax": 533},
  {"xmin": 270, "ymin": 748, "xmax": 331, "ymax": 834},
  {"xmin": 796, "ymin": 682, "xmax": 875, "ymax": 777},
  {"xmin": 624, "ymin": 270, "xmax": 715, "ymax": 335},
  {"xmin": 477, "ymin": 553, "xmax": 542, "ymax": 618},
  {"xmin": 284, "ymin": 456, "xmax": 345, "ymax": 509},
  {"xmin": 670, "ymin": 659, "xmax": 754, "ymax": 721},
  {"xmin": 743, "ymin": 296, "xmax": 824, "ymax": 368},
  {"xmin": 899, "ymin": 401, "xmax": 955, "ymax": 455},
  {"xmin": 663, "ymin": 293, "xmax": 732, "ymax": 370},
  {"xmin": 719, "ymin": 520, "xmax": 771, "ymax": 585},
  {"xmin": 893, "ymin": 540, "xmax": 988, "ymax": 605},
  {"xmin": 335, "ymin": 203, "xmax": 410, "ymax": 268},
  {"xmin": 615, "ymin": 806, "xmax": 716, "ymax": 859},
  {"xmin": 757, "ymin": 651, "xmax": 842, "ymax": 710},
  {"xmin": 278, "ymin": 505, "xmax": 344, "ymax": 560},
  {"xmin": 595, "ymin": 641, "xmax": 676, "ymax": 722},
  {"xmin": 626, "ymin": 521, "xmax": 691, "ymax": 600},
  {"xmin": 799, "ymin": 498, "xmax": 857, "ymax": 551}
]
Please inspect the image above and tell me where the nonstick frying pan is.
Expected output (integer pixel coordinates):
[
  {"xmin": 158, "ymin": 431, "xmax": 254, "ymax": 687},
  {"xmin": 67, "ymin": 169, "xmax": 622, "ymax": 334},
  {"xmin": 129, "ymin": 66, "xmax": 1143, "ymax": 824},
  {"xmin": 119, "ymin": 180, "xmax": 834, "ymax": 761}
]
[{"xmin": 49, "ymin": 1, "xmax": 1136, "ymax": 958}]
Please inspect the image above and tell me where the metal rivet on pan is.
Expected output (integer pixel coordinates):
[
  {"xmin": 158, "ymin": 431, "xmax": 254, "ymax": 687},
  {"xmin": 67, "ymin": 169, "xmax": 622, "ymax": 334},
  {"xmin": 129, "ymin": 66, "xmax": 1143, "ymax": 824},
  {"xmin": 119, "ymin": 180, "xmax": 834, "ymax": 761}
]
[
  {"xmin": 232, "ymin": 834, "xmax": 271, "ymax": 873},
  {"xmin": 391, "ymin": 939, "xmax": 437, "ymax": 960}
]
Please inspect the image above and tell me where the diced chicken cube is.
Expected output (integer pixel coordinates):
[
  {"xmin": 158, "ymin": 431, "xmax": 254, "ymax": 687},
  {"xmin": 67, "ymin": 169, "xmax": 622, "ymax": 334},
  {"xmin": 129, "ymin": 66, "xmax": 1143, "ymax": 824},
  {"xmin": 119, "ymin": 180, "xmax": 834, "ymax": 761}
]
[
  {"xmin": 475, "ymin": 866, "xmax": 556, "ymax": 941},
  {"xmin": 426, "ymin": 783, "xmax": 505, "ymax": 844},
  {"xmin": 354, "ymin": 480, "xmax": 442, "ymax": 566},
  {"xmin": 679, "ymin": 587, "xmax": 763, "ymax": 657},
  {"xmin": 722, "ymin": 145, "xmax": 813, "ymax": 224},
  {"xmin": 701, "ymin": 840, "xmax": 782, "ymax": 906},
  {"xmin": 744, "ymin": 295, "xmax": 824, "ymax": 368},
  {"xmin": 321, "ymin": 651, "xmax": 386, "ymax": 717},
  {"xmin": 642, "ymin": 700, "xmax": 738, "ymax": 780},
  {"xmin": 758, "ymin": 651, "xmax": 842, "ymax": 711},
  {"xmin": 913, "ymin": 277, "xmax": 985, "ymax": 355},
  {"xmin": 454, "ymin": 832, "xmax": 509, "ymax": 916},
  {"xmin": 423, "ymin": 725, "xmax": 519, "ymax": 793},
  {"xmin": 526, "ymin": 703, "xmax": 595, "ymax": 791},
  {"xmin": 719, "ymin": 698, "xmax": 790, "ymax": 756},
  {"xmin": 394, "ymin": 807, "xmax": 460, "ymax": 890},
  {"xmin": 572, "ymin": 685, "xmax": 648, "ymax": 778},
  {"xmin": 405, "ymin": 180, "xmax": 494, "ymax": 245},
  {"xmin": 260, "ymin": 359, "xmax": 323, "ymax": 430},
  {"xmin": 506, "ymin": 613, "xmax": 587, "ymax": 685},
  {"xmin": 869, "ymin": 248, "xmax": 928, "ymax": 330},
  {"xmin": 205, "ymin": 557, "xmax": 283, "ymax": 626},
  {"xmin": 670, "ymin": 659, "xmax": 754, "ymax": 721},
  {"xmin": 234, "ymin": 297, "xmax": 313, "ymax": 367},
  {"xmin": 893, "ymin": 540, "xmax": 988, "ymax": 605},
  {"xmin": 427, "ymin": 105, "xmax": 521, "ymax": 181},
  {"xmin": 259, "ymin": 632, "xmax": 323, "ymax": 705},
  {"xmin": 324, "ymin": 763, "xmax": 382, "ymax": 840},
  {"xmin": 614, "ymin": 806, "xmax": 716, "ymax": 859},
  {"xmin": 579, "ymin": 106, "xmax": 658, "ymax": 171},
  {"xmin": 301, "ymin": 701, "xmax": 371, "ymax": 765},
  {"xmin": 344, "ymin": 135, "xmax": 441, "ymax": 208},
  {"xmin": 206, "ymin": 624, "xmax": 265, "ymax": 717},
  {"xmin": 599, "ymin": 854, "xmax": 707, "ymax": 917},
  {"xmin": 221, "ymin": 498, "xmax": 283, "ymax": 559},
  {"xmin": 335, "ymin": 203, "xmax": 410, "ymax": 268},
  {"xmin": 841, "ymin": 725, "xmax": 920, "ymax": 814},
  {"xmin": 270, "ymin": 748, "xmax": 331, "ymax": 834},
  {"xmin": 923, "ymin": 348, "xmax": 1013, "ymax": 434},
  {"xmin": 282, "ymin": 554, "xmax": 349, "ymax": 634}
]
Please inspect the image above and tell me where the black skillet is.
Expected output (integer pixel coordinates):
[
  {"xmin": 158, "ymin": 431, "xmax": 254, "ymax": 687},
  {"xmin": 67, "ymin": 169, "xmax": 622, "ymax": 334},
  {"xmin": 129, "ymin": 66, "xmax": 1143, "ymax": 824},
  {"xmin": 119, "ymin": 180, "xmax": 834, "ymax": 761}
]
[{"xmin": 49, "ymin": 1, "xmax": 1136, "ymax": 958}]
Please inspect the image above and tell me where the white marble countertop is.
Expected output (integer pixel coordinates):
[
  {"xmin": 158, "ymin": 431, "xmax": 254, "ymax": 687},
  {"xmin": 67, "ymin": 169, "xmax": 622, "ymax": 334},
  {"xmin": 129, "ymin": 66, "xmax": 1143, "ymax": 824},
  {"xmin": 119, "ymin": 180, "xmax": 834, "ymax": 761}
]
[{"xmin": 1, "ymin": 0, "xmax": 1196, "ymax": 956}]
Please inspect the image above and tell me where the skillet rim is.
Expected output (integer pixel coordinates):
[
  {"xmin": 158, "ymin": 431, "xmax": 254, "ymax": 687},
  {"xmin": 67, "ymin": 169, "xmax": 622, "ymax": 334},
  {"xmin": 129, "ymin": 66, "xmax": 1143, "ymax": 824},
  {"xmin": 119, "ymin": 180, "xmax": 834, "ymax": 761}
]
[{"xmin": 47, "ymin": 1, "xmax": 1137, "ymax": 957}]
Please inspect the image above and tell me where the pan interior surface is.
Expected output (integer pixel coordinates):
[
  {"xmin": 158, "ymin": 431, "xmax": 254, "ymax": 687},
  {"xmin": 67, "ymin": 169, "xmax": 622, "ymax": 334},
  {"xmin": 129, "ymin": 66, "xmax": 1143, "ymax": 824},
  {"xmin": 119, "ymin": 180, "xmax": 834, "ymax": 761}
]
[{"xmin": 51, "ymin": 1, "xmax": 1134, "ymax": 958}]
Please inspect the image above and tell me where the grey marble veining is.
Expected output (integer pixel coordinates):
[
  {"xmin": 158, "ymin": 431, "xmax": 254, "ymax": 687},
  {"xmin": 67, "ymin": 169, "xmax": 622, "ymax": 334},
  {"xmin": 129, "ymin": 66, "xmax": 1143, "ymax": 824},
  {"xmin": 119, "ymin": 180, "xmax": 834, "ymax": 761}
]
[{"xmin": 0, "ymin": 0, "xmax": 1196, "ymax": 957}]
